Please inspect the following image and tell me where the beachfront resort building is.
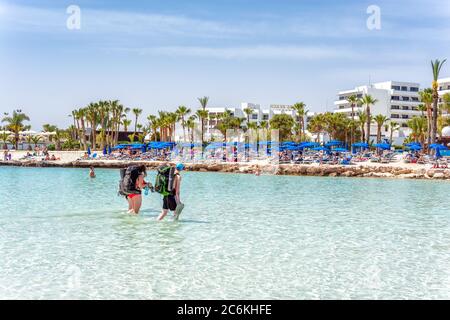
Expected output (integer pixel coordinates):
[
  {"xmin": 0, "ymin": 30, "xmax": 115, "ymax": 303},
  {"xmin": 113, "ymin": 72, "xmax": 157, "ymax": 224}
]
[
  {"xmin": 334, "ymin": 81, "xmax": 422, "ymax": 144},
  {"xmin": 204, "ymin": 103, "xmax": 318, "ymax": 141}
]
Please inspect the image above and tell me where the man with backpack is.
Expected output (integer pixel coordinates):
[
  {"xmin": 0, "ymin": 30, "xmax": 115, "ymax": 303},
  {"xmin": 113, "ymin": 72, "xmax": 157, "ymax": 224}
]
[{"xmin": 155, "ymin": 163, "xmax": 185, "ymax": 221}]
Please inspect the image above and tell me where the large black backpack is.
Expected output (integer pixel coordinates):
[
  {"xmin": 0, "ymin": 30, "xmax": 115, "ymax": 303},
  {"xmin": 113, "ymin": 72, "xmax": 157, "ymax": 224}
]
[
  {"xmin": 118, "ymin": 166, "xmax": 141, "ymax": 196},
  {"xmin": 154, "ymin": 165, "xmax": 175, "ymax": 196}
]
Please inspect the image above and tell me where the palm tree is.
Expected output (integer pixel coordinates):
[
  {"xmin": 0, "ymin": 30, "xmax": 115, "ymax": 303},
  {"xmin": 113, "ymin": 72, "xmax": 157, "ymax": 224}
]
[
  {"xmin": 347, "ymin": 95, "xmax": 361, "ymax": 146},
  {"xmin": 132, "ymin": 108, "xmax": 143, "ymax": 135},
  {"xmin": 407, "ymin": 116, "xmax": 427, "ymax": 145},
  {"xmin": 54, "ymin": 128, "xmax": 63, "ymax": 151},
  {"xmin": 259, "ymin": 120, "xmax": 269, "ymax": 140},
  {"xmin": 128, "ymin": 133, "xmax": 136, "ymax": 143},
  {"xmin": 419, "ymin": 88, "xmax": 434, "ymax": 148},
  {"xmin": 1, "ymin": 110, "xmax": 30, "ymax": 150},
  {"xmin": 86, "ymin": 102, "xmax": 99, "ymax": 149},
  {"xmin": 307, "ymin": 113, "xmax": 326, "ymax": 142},
  {"xmin": 243, "ymin": 107, "xmax": 253, "ymax": 129},
  {"xmin": 186, "ymin": 115, "xmax": 196, "ymax": 142},
  {"xmin": 431, "ymin": 59, "xmax": 447, "ymax": 143},
  {"xmin": 42, "ymin": 124, "xmax": 57, "ymax": 142},
  {"xmin": 147, "ymin": 115, "xmax": 158, "ymax": 141},
  {"xmin": 75, "ymin": 108, "xmax": 88, "ymax": 150},
  {"xmin": 0, "ymin": 131, "xmax": 9, "ymax": 149},
  {"xmin": 31, "ymin": 135, "xmax": 43, "ymax": 149},
  {"xmin": 388, "ymin": 121, "xmax": 400, "ymax": 145},
  {"xmin": 122, "ymin": 119, "xmax": 132, "ymax": 132},
  {"xmin": 373, "ymin": 114, "xmax": 388, "ymax": 143},
  {"xmin": 292, "ymin": 102, "xmax": 308, "ymax": 139},
  {"xmin": 417, "ymin": 104, "xmax": 427, "ymax": 118},
  {"xmin": 176, "ymin": 106, "xmax": 191, "ymax": 142},
  {"xmin": 360, "ymin": 94, "xmax": 378, "ymax": 144},
  {"xmin": 269, "ymin": 114, "xmax": 295, "ymax": 141},
  {"xmin": 198, "ymin": 96, "xmax": 209, "ymax": 111},
  {"xmin": 196, "ymin": 109, "xmax": 209, "ymax": 146},
  {"xmin": 356, "ymin": 111, "xmax": 368, "ymax": 142},
  {"xmin": 166, "ymin": 112, "xmax": 178, "ymax": 142}
]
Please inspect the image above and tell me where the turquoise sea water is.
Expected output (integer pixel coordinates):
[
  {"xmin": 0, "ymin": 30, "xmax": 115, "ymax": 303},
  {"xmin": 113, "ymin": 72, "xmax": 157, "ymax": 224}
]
[{"xmin": 1, "ymin": 166, "xmax": 450, "ymax": 299}]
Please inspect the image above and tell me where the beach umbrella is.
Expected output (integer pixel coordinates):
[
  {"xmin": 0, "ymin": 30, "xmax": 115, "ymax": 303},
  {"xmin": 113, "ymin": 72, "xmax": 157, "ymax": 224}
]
[
  {"xmin": 87, "ymin": 147, "xmax": 91, "ymax": 155},
  {"xmin": 408, "ymin": 145, "xmax": 422, "ymax": 151},
  {"xmin": 429, "ymin": 144, "xmax": 448, "ymax": 150},
  {"xmin": 312, "ymin": 146, "xmax": 330, "ymax": 152},
  {"xmin": 39, "ymin": 131, "xmax": 56, "ymax": 136},
  {"xmin": 373, "ymin": 143, "xmax": 391, "ymax": 150},
  {"xmin": 299, "ymin": 142, "xmax": 319, "ymax": 149},
  {"xmin": 333, "ymin": 148, "xmax": 349, "ymax": 153},
  {"xmin": 352, "ymin": 142, "xmax": 369, "ymax": 148},
  {"xmin": 103, "ymin": 146, "xmax": 107, "ymax": 155},
  {"xmin": 405, "ymin": 142, "xmax": 421, "ymax": 147},
  {"xmin": 325, "ymin": 140, "xmax": 342, "ymax": 147},
  {"xmin": 19, "ymin": 130, "xmax": 37, "ymax": 135}
]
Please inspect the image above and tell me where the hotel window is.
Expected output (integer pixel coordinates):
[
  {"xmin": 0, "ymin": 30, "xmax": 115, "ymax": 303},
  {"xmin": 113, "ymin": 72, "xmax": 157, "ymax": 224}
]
[
  {"xmin": 391, "ymin": 114, "xmax": 399, "ymax": 118},
  {"xmin": 357, "ymin": 94, "xmax": 363, "ymax": 98},
  {"xmin": 251, "ymin": 114, "xmax": 258, "ymax": 120},
  {"xmin": 402, "ymin": 97, "xmax": 410, "ymax": 101},
  {"xmin": 402, "ymin": 115, "xmax": 409, "ymax": 119},
  {"xmin": 411, "ymin": 106, "xmax": 418, "ymax": 111},
  {"xmin": 392, "ymin": 96, "xmax": 400, "ymax": 100},
  {"xmin": 402, "ymin": 106, "xmax": 409, "ymax": 110},
  {"xmin": 410, "ymin": 87, "xmax": 419, "ymax": 92},
  {"xmin": 401, "ymin": 86, "xmax": 408, "ymax": 91},
  {"xmin": 263, "ymin": 115, "xmax": 269, "ymax": 120},
  {"xmin": 402, "ymin": 123, "xmax": 408, "ymax": 128},
  {"xmin": 392, "ymin": 86, "xmax": 400, "ymax": 90},
  {"xmin": 411, "ymin": 97, "xmax": 419, "ymax": 102},
  {"xmin": 391, "ymin": 105, "xmax": 400, "ymax": 110}
]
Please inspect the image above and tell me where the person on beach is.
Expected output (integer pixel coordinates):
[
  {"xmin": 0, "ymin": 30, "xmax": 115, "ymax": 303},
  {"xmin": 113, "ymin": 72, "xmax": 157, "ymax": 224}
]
[
  {"xmin": 89, "ymin": 166, "xmax": 96, "ymax": 178},
  {"xmin": 157, "ymin": 163, "xmax": 184, "ymax": 221},
  {"xmin": 120, "ymin": 165, "xmax": 151, "ymax": 215}
]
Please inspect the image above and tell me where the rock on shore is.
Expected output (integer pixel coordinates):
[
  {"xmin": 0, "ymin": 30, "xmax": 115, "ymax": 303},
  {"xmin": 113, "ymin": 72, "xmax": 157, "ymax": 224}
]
[{"xmin": 0, "ymin": 160, "xmax": 449, "ymax": 180}]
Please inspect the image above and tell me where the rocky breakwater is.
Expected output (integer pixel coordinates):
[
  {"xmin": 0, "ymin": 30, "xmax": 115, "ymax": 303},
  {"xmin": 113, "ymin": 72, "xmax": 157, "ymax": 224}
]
[{"xmin": 1, "ymin": 160, "xmax": 449, "ymax": 180}]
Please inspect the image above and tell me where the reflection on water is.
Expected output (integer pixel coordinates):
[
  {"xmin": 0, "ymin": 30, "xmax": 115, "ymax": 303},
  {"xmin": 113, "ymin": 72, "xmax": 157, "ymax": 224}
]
[{"xmin": 0, "ymin": 167, "xmax": 450, "ymax": 299}]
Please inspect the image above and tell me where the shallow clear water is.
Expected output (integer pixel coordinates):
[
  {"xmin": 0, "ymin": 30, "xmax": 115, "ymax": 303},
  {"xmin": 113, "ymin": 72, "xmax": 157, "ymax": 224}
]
[{"xmin": 1, "ymin": 167, "xmax": 450, "ymax": 299}]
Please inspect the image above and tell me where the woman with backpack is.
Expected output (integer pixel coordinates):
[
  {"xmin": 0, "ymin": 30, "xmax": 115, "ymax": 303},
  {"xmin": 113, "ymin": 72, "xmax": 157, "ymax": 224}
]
[{"xmin": 120, "ymin": 164, "xmax": 151, "ymax": 214}]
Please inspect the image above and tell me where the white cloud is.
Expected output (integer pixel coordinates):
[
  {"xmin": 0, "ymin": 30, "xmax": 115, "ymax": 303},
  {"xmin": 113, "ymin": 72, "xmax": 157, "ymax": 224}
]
[
  {"xmin": 0, "ymin": 3, "xmax": 251, "ymax": 38},
  {"xmin": 114, "ymin": 45, "xmax": 361, "ymax": 60}
]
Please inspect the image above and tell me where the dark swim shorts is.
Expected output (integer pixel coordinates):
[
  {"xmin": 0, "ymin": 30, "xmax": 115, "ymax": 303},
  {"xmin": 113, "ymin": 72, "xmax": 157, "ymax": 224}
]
[{"xmin": 163, "ymin": 195, "xmax": 177, "ymax": 211}]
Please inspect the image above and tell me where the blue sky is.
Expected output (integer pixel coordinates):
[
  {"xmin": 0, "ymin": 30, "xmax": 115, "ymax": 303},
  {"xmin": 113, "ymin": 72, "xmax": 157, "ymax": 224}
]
[{"xmin": 1, "ymin": 0, "xmax": 449, "ymax": 129}]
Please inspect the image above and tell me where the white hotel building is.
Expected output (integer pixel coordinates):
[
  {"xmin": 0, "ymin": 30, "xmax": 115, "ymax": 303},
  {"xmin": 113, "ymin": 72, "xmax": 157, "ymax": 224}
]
[
  {"xmin": 205, "ymin": 103, "xmax": 317, "ymax": 140},
  {"xmin": 334, "ymin": 81, "xmax": 421, "ymax": 144}
]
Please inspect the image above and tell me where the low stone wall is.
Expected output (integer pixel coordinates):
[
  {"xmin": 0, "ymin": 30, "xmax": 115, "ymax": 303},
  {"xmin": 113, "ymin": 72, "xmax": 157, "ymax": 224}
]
[{"xmin": 1, "ymin": 159, "xmax": 449, "ymax": 180}]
